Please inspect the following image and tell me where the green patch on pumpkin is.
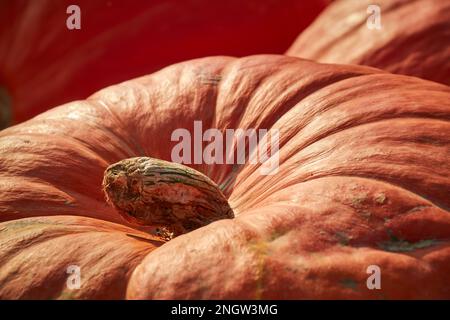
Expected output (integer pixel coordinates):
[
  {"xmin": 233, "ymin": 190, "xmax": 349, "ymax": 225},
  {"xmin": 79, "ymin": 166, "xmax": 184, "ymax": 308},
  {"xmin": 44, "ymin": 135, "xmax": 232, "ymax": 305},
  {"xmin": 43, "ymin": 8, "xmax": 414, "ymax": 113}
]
[
  {"xmin": 335, "ymin": 231, "xmax": 351, "ymax": 246},
  {"xmin": 340, "ymin": 278, "xmax": 359, "ymax": 291},
  {"xmin": 377, "ymin": 232, "xmax": 438, "ymax": 252}
]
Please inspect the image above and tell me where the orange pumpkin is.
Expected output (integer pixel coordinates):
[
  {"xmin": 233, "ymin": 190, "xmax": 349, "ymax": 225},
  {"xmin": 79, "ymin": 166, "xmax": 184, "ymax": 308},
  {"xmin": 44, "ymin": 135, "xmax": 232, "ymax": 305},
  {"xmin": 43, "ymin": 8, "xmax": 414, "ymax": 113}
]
[
  {"xmin": 286, "ymin": 0, "xmax": 450, "ymax": 85},
  {"xmin": 0, "ymin": 55, "xmax": 449, "ymax": 299}
]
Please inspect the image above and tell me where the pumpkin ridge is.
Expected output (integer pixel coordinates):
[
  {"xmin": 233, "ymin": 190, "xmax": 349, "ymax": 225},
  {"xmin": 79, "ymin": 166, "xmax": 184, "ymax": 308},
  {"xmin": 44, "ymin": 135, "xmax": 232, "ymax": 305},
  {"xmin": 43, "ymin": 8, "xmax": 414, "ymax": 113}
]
[
  {"xmin": 309, "ymin": 0, "xmax": 419, "ymax": 60},
  {"xmin": 0, "ymin": 130, "xmax": 114, "ymax": 168},
  {"xmin": 0, "ymin": 216, "xmax": 159, "ymax": 299},
  {"xmin": 290, "ymin": 116, "xmax": 450, "ymax": 158},
  {"xmin": 243, "ymin": 69, "xmax": 380, "ymax": 136},
  {"xmin": 76, "ymin": 100, "xmax": 144, "ymax": 157},
  {"xmin": 224, "ymin": 72, "xmax": 450, "ymax": 189},
  {"xmin": 312, "ymin": 174, "xmax": 450, "ymax": 212},
  {"xmin": 232, "ymin": 115, "xmax": 449, "ymax": 211},
  {"xmin": 222, "ymin": 71, "xmax": 384, "ymax": 194},
  {"xmin": 0, "ymin": 220, "xmax": 138, "ymax": 275},
  {"xmin": 281, "ymin": 114, "xmax": 450, "ymax": 164},
  {"xmin": 0, "ymin": 230, "xmax": 85, "ymax": 272},
  {"xmin": 250, "ymin": 172, "xmax": 450, "ymax": 215},
  {"xmin": 93, "ymin": 99, "xmax": 146, "ymax": 156},
  {"xmin": 0, "ymin": 176, "xmax": 125, "ymax": 224}
]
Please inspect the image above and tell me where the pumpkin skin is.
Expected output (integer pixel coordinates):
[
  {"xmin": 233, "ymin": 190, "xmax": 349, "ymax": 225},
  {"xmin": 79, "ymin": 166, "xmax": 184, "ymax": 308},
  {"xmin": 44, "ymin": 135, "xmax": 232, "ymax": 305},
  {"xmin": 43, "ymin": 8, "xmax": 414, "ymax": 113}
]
[
  {"xmin": 0, "ymin": 55, "xmax": 450, "ymax": 299},
  {"xmin": 0, "ymin": 0, "xmax": 328, "ymax": 128},
  {"xmin": 286, "ymin": 0, "xmax": 450, "ymax": 85}
]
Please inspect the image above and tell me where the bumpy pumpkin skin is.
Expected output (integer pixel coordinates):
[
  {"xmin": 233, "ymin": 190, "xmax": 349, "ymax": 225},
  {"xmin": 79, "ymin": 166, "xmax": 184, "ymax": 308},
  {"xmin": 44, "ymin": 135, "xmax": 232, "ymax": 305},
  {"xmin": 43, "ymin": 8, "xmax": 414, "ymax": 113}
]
[
  {"xmin": 286, "ymin": 0, "xmax": 450, "ymax": 86},
  {"xmin": 0, "ymin": 0, "xmax": 328, "ymax": 127},
  {"xmin": 0, "ymin": 55, "xmax": 449, "ymax": 299},
  {"xmin": 0, "ymin": 216, "xmax": 162, "ymax": 299}
]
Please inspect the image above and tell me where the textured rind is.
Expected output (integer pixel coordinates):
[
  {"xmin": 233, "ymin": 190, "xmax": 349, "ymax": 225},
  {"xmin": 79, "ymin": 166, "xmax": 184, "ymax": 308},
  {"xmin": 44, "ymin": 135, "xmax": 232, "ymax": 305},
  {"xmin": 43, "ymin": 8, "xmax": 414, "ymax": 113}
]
[
  {"xmin": 286, "ymin": 0, "xmax": 450, "ymax": 85},
  {"xmin": 0, "ymin": 55, "xmax": 449, "ymax": 299},
  {"xmin": 128, "ymin": 177, "xmax": 450, "ymax": 299},
  {"xmin": 0, "ymin": 216, "xmax": 161, "ymax": 299}
]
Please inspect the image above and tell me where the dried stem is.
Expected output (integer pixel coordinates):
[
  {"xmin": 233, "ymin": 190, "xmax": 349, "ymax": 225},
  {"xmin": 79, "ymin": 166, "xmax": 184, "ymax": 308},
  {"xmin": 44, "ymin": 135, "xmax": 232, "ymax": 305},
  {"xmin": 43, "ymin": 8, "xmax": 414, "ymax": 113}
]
[{"xmin": 102, "ymin": 157, "xmax": 234, "ymax": 240}]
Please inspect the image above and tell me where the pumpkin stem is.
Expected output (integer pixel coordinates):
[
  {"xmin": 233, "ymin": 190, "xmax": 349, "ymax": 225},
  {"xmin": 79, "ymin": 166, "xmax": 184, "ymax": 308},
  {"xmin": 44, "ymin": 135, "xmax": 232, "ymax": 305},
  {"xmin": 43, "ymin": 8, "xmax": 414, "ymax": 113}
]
[
  {"xmin": 102, "ymin": 157, "xmax": 234, "ymax": 240},
  {"xmin": 0, "ymin": 86, "xmax": 12, "ymax": 130}
]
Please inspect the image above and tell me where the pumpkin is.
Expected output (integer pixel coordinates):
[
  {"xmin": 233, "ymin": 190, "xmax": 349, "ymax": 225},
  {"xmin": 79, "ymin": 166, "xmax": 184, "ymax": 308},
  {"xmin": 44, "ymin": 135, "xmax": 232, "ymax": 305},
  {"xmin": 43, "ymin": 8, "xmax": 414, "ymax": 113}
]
[
  {"xmin": 0, "ymin": 0, "xmax": 328, "ymax": 128},
  {"xmin": 0, "ymin": 55, "xmax": 449, "ymax": 299},
  {"xmin": 286, "ymin": 0, "xmax": 450, "ymax": 85}
]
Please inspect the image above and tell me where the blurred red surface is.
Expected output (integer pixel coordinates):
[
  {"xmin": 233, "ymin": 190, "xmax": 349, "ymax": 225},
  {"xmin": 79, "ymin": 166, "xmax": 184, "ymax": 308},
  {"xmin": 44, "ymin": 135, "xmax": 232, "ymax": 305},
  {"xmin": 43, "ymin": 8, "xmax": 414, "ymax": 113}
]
[{"xmin": 0, "ymin": 0, "xmax": 328, "ymax": 125}]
